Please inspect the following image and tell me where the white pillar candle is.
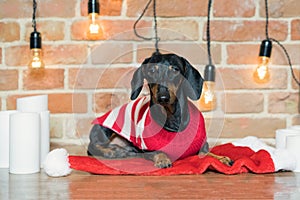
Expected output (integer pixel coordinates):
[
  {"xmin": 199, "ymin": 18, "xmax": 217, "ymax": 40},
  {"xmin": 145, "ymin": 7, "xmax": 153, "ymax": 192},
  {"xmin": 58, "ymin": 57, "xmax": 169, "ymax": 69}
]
[
  {"xmin": 0, "ymin": 110, "xmax": 17, "ymax": 168},
  {"xmin": 40, "ymin": 110, "xmax": 50, "ymax": 167},
  {"xmin": 275, "ymin": 129, "xmax": 300, "ymax": 149},
  {"xmin": 286, "ymin": 135, "xmax": 300, "ymax": 172},
  {"xmin": 9, "ymin": 112, "xmax": 40, "ymax": 174},
  {"xmin": 17, "ymin": 95, "xmax": 48, "ymax": 112},
  {"xmin": 289, "ymin": 125, "xmax": 300, "ymax": 131},
  {"xmin": 16, "ymin": 94, "xmax": 50, "ymax": 167}
]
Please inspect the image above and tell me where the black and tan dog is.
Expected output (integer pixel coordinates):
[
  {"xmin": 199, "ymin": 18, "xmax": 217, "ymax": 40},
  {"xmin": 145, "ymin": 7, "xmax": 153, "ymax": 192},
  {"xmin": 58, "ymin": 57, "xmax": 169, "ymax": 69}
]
[{"xmin": 88, "ymin": 53, "xmax": 232, "ymax": 168}]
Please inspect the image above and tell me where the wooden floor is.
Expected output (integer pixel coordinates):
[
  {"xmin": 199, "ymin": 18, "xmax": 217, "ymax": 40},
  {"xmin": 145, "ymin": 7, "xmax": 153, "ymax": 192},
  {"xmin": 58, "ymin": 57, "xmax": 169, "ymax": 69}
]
[{"xmin": 1, "ymin": 169, "xmax": 300, "ymax": 200}]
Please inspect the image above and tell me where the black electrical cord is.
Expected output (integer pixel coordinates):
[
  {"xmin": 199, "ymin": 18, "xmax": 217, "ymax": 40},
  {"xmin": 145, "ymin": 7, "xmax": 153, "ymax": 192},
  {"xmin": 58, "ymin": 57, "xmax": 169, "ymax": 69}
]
[
  {"xmin": 263, "ymin": 0, "xmax": 299, "ymax": 86},
  {"xmin": 264, "ymin": 0, "xmax": 269, "ymax": 40},
  {"xmin": 32, "ymin": 0, "xmax": 37, "ymax": 32},
  {"xmin": 153, "ymin": 0, "xmax": 159, "ymax": 54},
  {"xmin": 206, "ymin": 0, "xmax": 213, "ymax": 66},
  {"xmin": 30, "ymin": 0, "xmax": 41, "ymax": 49},
  {"xmin": 133, "ymin": 0, "xmax": 160, "ymax": 54},
  {"xmin": 204, "ymin": 0, "xmax": 215, "ymax": 82}
]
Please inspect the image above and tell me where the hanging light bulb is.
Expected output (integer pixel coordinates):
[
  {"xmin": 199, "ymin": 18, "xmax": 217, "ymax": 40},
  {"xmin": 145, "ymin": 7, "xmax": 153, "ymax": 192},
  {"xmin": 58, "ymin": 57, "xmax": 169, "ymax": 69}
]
[
  {"xmin": 28, "ymin": 0, "xmax": 44, "ymax": 72},
  {"xmin": 87, "ymin": 0, "xmax": 102, "ymax": 40},
  {"xmin": 199, "ymin": 64, "xmax": 216, "ymax": 112},
  {"xmin": 28, "ymin": 31, "xmax": 45, "ymax": 70},
  {"xmin": 253, "ymin": 39, "xmax": 272, "ymax": 84}
]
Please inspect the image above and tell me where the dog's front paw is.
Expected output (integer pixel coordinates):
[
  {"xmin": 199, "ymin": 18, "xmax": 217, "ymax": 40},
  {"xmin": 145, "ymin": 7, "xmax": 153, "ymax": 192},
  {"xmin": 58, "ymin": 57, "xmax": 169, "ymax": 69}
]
[
  {"xmin": 219, "ymin": 156, "xmax": 234, "ymax": 166},
  {"xmin": 153, "ymin": 153, "xmax": 172, "ymax": 168}
]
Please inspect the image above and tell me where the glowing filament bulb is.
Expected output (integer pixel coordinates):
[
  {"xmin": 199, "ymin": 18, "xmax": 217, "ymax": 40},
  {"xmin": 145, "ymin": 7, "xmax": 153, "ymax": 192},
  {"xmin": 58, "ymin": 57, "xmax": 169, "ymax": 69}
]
[
  {"xmin": 199, "ymin": 64, "xmax": 216, "ymax": 112},
  {"xmin": 28, "ymin": 31, "xmax": 45, "ymax": 72},
  {"xmin": 28, "ymin": 48, "xmax": 45, "ymax": 69},
  {"xmin": 87, "ymin": 0, "xmax": 102, "ymax": 40},
  {"xmin": 89, "ymin": 13, "xmax": 100, "ymax": 34},
  {"xmin": 199, "ymin": 81, "xmax": 216, "ymax": 111},
  {"xmin": 253, "ymin": 39, "xmax": 272, "ymax": 84},
  {"xmin": 253, "ymin": 56, "xmax": 270, "ymax": 83}
]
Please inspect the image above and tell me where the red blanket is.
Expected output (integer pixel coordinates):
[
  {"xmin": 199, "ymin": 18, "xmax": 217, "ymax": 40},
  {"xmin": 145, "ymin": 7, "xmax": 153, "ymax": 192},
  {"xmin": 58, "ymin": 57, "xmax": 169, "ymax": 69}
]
[{"xmin": 68, "ymin": 143, "xmax": 276, "ymax": 175}]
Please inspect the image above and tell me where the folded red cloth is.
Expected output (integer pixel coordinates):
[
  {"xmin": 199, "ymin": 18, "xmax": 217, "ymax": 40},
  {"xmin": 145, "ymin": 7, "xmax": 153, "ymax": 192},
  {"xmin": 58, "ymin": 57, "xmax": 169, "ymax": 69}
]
[{"xmin": 69, "ymin": 143, "xmax": 276, "ymax": 175}]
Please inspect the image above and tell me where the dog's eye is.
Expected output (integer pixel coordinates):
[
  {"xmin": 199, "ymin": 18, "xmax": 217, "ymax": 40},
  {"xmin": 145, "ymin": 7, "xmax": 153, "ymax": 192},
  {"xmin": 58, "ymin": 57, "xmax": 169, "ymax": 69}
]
[
  {"xmin": 148, "ymin": 66, "xmax": 156, "ymax": 74},
  {"xmin": 170, "ymin": 66, "xmax": 180, "ymax": 73}
]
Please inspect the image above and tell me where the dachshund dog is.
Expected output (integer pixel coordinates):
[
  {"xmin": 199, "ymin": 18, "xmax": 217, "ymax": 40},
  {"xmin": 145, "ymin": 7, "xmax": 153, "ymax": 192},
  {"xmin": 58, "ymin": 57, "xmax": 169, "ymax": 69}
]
[{"xmin": 87, "ymin": 53, "xmax": 233, "ymax": 168}]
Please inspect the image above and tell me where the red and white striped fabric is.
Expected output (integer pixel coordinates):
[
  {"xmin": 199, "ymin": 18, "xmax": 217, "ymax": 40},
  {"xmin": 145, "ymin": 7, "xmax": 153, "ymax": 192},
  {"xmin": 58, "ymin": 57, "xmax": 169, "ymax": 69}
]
[{"xmin": 93, "ymin": 96, "xmax": 207, "ymax": 161}]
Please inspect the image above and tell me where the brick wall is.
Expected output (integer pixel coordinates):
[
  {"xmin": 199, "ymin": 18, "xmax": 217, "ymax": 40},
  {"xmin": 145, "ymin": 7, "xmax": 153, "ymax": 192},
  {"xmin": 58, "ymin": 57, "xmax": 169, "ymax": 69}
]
[{"xmin": 0, "ymin": 0, "xmax": 299, "ymax": 146}]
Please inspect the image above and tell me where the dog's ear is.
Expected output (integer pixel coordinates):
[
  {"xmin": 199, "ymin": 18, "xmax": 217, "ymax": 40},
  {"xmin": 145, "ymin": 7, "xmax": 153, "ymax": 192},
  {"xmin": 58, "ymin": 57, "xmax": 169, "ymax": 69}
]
[
  {"xmin": 181, "ymin": 57, "xmax": 204, "ymax": 100},
  {"xmin": 130, "ymin": 58, "xmax": 150, "ymax": 100}
]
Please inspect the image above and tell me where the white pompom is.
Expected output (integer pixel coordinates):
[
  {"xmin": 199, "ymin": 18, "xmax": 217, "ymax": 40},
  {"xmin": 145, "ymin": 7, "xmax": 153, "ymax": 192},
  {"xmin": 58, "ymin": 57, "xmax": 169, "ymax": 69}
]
[{"xmin": 43, "ymin": 148, "xmax": 72, "ymax": 177}]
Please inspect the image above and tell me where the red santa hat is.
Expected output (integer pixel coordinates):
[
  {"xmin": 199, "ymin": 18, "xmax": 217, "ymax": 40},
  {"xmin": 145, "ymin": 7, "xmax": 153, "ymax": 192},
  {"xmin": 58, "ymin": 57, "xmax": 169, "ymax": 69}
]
[{"xmin": 43, "ymin": 136, "xmax": 296, "ymax": 177}]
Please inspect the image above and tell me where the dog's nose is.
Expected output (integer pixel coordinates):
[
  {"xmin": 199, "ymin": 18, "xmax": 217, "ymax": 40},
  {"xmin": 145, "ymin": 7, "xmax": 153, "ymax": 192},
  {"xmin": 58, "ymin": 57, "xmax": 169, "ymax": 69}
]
[
  {"xmin": 157, "ymin": 95, "xmax": 170, "ymax": 104},
  {"xmin": 157, "ymin": 85, "xmax": 170, "ymax": 104}
]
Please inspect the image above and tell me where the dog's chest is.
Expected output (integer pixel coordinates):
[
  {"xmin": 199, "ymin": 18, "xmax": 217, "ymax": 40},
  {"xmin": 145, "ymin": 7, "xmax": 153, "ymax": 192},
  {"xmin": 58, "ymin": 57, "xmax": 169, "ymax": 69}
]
[{"xmin": 138, "ymin": 106, "xmax": 206, "ymax": 160}]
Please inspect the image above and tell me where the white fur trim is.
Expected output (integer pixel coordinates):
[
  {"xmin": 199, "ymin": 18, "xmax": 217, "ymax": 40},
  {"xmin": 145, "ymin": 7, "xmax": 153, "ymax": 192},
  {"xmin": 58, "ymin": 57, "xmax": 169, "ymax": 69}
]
[
  {"xmin": 43, "ymin": 148, "xmax": 72, "ymax": 177},
  {"xmin": 233, "ymin": 136, "xmax": 296, "ymax": 171}
]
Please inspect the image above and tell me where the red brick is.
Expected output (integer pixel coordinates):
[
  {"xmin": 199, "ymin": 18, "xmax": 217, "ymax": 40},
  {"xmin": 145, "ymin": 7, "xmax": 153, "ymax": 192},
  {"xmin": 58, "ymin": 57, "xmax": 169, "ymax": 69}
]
[
  {"xmin": 272, "ymin": 44, "xmax": 300, "ymax": 65},
  {"xmin": 23, "ymin": 69, "xmax": 64, "ymax": 90},
  {"xmin": 0, "ymin": 0, "xmax": 32, "ymax": 18},
  {"xmin": 227, "ymin": 44, "xmax": 258, "ymax": 65},
  {"xmin": 80, "ymin": 0, "xmax": 122, "ymax": 16},
  {"xmin": 126, "ymin": 0, "xmax": 208, "ymax": 17},
  {"xmin": 268, "ymin": 92, "xmax": 298, "ymax": 114},
  {"xmin": 292, "ymin": 115, "xmax": 300, "ymax": 125},
  {"xmin": 291, "ymin": 69, "xmax": 300, "ymax": 89},
  {"xmin": 260, "ymin": 0, "xmax": 300, "ymax": 18},
  {"xmin": 214, "ymin": 0, "xmax": 256, "ymax": 17},
  {"xmin": 227, "ymin": 44, "xmax": 300, "ymax": 65},
  {"xmin": 25, "ymin": 21, "xmax": 65, "ymax": 41},
  {"xmin": 221, "ymin": 93, "xmax": 264, "ymax": 113},
  {"xmin": 5, "ymin": 45, "xmax": 30, "ymax": 66},
  {"xmin": 214, "ymin": 117, "xmax": 286, "ymax": 138},
  {"xmin": 93, "ymin": 92, "xmax": 130, "ymax": 113},
  {"xmin": 39, "ymin": 0, "xmax": 77, "ymax": 17},
  {"xmin": 4, "ymin": 45, "xmax": 80, "ymax": 67},
  {"xmin": 76, "ymin": 117, "xmax": 94, "ymax": 138},
  {"xmin": 44, "ymin": 44, "xmax": 88, "ymax": 65},
  {"xmin": 137, "ymin": 43, "xmax": 222, "ymax": 65},
  {"xmin": 71, "ymin": 20, "xmax": 152, "ymax": 41},
  {"xmin": 0, "ymin": 70, "xmax": 18, "ymax": 90},
  {"xmin": 0, "ymin": 22, "xmax": 20, "ymax": 42},
  {"xmin": 218, "ymin": 68, "xmax": 287, "ymax": 90},
  {"xmin": 157, "ymin": 20, "xmax": 199, "ymax": 41},
  {"xmin": 91, "ymin": 43, "xmax": 133, "ymax": 64},
  {"xmin": 291, "ymin": 19, "xmax": 300, "ymax": 40},
  {"xmin": 69, "ymin": 67, "xmax": 135, "ymax": 89},
  {"xmin": 206, "ymin": 21, "xmax": 287, "ymax": 41},
  {"xmin": 48, "ymin": 93, "xmax": 87, "ymax": 113},
  {"xmin": 49, "ymin": 117, "xmax": 63, "ymax": 138}
]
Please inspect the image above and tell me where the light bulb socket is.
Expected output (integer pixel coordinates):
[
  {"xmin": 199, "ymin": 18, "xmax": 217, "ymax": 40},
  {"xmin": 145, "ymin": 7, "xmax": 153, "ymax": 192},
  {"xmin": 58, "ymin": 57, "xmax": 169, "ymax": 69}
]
[
  {"xmin": 88, "ymin": 0, "xmax": 99, "ymax": 14},
  {"xmin": 259, "ymin": 39, "xmax": 272, "ymax": 58},
  {"xmin": 30, "ymin": 31, "xmax": 42, "ymax": 49},
  {"xmin": 204, "ymin": 64, "xmax": 215, "ymax": 82}
]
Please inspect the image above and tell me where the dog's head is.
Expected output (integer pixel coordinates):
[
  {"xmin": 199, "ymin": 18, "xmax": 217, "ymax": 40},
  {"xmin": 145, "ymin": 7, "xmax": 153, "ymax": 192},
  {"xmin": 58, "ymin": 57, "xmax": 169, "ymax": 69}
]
[{"xmin": 130, "ymin": 53, "xmax": 204, "ymax": 104}]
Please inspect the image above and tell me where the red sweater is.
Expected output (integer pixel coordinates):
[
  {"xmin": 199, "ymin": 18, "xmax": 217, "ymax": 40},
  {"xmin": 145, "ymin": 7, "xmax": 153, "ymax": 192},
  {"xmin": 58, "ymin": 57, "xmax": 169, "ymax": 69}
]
[{"xmin": 93, "ymin": 96, "xmax": 207, "ymax": 161}]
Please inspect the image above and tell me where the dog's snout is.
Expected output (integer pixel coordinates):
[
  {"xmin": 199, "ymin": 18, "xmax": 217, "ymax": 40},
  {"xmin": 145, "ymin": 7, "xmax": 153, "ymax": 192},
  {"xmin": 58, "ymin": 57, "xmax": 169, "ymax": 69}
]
[
  {"xmin": 157, "ymin": 95, "xmax": 170, "ymax": 104},
  {"xmin": 157, "ymin": 85, "xmax": 170, "ymax": 104}
]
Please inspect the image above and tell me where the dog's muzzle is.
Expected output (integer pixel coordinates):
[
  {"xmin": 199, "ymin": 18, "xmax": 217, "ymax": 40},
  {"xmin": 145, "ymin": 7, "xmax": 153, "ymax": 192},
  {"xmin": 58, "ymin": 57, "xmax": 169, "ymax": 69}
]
[{"xmin": 157, "ymin": 85, "xmax": 170, "ymax": 104}]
